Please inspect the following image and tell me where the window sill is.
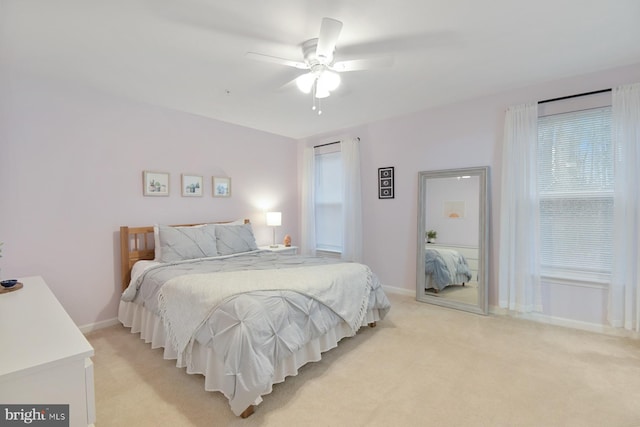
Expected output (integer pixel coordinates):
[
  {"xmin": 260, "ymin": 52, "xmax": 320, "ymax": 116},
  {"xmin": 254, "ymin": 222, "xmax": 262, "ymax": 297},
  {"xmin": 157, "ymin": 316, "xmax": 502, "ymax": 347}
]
[
  {"xmin": 316, "ymin": 249, "xmax": 341, "ymax": 259},
  {"xmin": 540, "ymin": 270, "xmax": 610, "ymax": 289}
]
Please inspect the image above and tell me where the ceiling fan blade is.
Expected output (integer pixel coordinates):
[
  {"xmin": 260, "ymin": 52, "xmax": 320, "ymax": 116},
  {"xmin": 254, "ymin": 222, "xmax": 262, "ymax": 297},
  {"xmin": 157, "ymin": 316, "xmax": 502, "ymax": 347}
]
[
  {"xmin": 316, "ymin": 18, "xmax": 343, "ymax": 61},
  {"xmin": 332, "ymin": 57, "xmax": 394, "ymax": 72},
  {"xmin": 245, "ymin": 52, "xmax": 308, "ymax": 69},
  {"xmin": 277, "ymin": 76, "xmax": 299, "ymax": 92}
]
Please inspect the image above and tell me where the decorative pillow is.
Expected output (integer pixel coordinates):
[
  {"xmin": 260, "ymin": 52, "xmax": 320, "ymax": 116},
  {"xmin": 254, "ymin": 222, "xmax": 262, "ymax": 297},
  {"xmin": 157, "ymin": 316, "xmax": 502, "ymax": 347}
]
[
  {"xmin": 153, "ymin": 221, "xmax": 246, "ymax": 261},
  {"xmin": 157, "ymin": 224, "xmax": 218, "ymax": 262},
  {"xmin": 154, "ymin": 224, "xmax": 206, "ymax": 261},
  {"xmin": 215, "ymin": 223, "xmax": 258, "ymax": 255}
]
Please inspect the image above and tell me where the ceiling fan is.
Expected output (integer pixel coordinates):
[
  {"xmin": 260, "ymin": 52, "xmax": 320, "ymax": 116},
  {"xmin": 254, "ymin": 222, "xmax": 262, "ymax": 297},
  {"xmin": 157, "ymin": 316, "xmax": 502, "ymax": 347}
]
[{"xmin": 246, "ymin": 17, "xmax": 391, "ymax": 114}]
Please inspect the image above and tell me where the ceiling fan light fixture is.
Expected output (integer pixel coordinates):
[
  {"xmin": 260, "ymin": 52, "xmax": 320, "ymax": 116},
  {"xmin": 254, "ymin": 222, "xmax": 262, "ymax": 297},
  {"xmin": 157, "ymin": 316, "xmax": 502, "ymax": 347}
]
[
  {"xmin": 318, "ymin": 70, "xmax": 340, "ymax": 91},
  {"xmin": 296, "ymin": 73, "xmax": 316, "ymax": 94},
  {"xmin": 314, "ymin": 85, "xmax": 331, "ymax": 99}
]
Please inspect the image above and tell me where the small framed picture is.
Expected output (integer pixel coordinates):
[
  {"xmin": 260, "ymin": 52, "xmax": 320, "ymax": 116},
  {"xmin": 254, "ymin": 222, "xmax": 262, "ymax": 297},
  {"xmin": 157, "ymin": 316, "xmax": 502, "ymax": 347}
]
[
  {"xmin": 378, "ymin": 167, "xmax": 394, "ymax": 199},
  {"xmin": 212, "ymin": 176, "xmax": 231, "ymax": 197},
  {"xmin": 181, "ymin": 174, "xmax": 203, "ymax": 197},
  {"xmin": 143, "ymin": 171, "xmax": 170, "ymax": 196}
]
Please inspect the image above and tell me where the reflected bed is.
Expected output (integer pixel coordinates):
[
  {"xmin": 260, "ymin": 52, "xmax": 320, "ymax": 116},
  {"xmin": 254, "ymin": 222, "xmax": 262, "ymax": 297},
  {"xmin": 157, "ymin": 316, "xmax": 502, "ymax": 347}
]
[{"xmin": 424, "ymin": 246, "xmax": 472, "ymax": 292}]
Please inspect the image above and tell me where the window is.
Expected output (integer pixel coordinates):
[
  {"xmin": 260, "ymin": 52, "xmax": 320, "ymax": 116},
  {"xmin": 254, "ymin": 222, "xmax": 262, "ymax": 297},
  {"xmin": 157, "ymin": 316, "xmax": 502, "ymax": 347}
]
[
  {"xmin": 314, "ymin": 146, "xmax": 342, "ymax": 253},
  {"xmin": 537, "ymin": 105, "xmax": 613, "ymax": 281}
]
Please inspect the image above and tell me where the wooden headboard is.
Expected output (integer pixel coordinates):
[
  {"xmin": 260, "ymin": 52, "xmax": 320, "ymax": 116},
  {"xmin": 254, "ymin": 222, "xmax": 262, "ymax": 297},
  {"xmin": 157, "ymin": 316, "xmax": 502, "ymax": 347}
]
[{"xmin": 119, "ymin": 219, "xmax": 250, "ymax": 292}]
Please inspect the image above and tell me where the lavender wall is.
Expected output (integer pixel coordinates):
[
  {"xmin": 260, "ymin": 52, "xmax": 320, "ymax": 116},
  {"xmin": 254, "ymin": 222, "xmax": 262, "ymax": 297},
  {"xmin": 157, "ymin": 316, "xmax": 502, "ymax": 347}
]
[
  {"xmin": 3, "ymin": 62, "xmax": 639, "ymax": 330},
  {"xmin": 301, "ymin": 62, "xmax": 640, "ymax": 327},
  {"xmin": 0, "ymin": 74, "xmax": 298, "ymax": 328}
]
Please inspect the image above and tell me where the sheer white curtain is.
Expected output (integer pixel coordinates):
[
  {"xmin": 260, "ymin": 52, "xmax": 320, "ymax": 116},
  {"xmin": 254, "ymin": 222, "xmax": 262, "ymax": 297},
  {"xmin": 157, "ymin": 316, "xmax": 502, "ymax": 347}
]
[
  {"xmin": 498, "ymin": 103, "xmax": 542, "ymax": 312},
  {"xmin": 609, "ymin": 83, "xmax": 640, "ymax": 332},
  {"xmin": 341, "ymin": 137, "xmax": 362, "ymax": 262},
  {"xmin": 300, "ymin": 146, "xmax": 316, "ymax": 256}
]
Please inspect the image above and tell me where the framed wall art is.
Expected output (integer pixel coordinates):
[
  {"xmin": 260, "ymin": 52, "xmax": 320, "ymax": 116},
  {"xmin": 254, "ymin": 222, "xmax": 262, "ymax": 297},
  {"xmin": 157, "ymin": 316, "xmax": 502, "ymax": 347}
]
[
  {"xmin": 378, "ymin": 167, "xmax": 394, "ymax": 199},
  {"xmin": 181, "ymin": 174, "xmax": 203, "ymax": 197},
  {"xmin": 143, "ymin": 171, "xmax": 170, "ymax": 196},
  {"xmin": 212, "ymin": 176, "xmax": 231, "ymax": 197}
]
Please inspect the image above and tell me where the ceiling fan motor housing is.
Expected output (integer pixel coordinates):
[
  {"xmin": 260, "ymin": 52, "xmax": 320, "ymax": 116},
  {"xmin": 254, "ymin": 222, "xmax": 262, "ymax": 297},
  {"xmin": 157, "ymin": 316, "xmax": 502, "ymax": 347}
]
[{"xmin": 302, "ymin": 39, "xmax": 334, "ymax": 66}]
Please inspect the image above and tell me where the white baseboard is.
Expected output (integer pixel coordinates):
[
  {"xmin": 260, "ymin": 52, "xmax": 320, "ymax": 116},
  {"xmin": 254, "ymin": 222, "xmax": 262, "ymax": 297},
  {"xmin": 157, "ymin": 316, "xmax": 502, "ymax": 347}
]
[
  {"xmin": 79, "ymin": 317, "xmax": 119, "ymax": 334},
  {"xmin": 382, "ymin": 285, "xmax": 415, "ymax": 297},
  {"xmin": 490, "ymin": 305, "xmax": 639, "ymax": 338}
]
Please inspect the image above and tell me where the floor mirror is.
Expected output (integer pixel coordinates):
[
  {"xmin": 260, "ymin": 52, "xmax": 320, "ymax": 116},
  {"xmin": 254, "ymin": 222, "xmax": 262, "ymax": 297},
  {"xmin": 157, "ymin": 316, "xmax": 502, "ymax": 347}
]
[{"xmin": 416, "ymin": 166, "xmax": 489, "ymax": 314}]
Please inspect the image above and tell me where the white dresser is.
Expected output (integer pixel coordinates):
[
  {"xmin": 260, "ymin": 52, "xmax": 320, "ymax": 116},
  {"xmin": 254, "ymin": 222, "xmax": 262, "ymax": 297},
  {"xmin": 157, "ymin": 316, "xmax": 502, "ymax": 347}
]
[{"xmin": 0, "ymin": 276, "xmax": 95, "ymax": 426}]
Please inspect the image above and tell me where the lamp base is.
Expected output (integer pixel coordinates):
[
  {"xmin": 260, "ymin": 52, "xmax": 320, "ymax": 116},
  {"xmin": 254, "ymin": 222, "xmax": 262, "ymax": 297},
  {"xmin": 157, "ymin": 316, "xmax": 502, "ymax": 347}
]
[{"xmin": 269, "ymin": 244, "xmax": 279, "ymax": 248}]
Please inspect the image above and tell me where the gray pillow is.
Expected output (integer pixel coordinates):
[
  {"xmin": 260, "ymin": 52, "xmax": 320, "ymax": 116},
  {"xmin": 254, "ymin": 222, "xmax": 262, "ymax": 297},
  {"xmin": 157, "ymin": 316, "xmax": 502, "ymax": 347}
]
[
  {"xmin": 215, "ymin": 223, "xmax": 258, "ymax": 255},
  {"xmin": 158, "ymin": 224, "xmax": 218, "ymax": 262}
]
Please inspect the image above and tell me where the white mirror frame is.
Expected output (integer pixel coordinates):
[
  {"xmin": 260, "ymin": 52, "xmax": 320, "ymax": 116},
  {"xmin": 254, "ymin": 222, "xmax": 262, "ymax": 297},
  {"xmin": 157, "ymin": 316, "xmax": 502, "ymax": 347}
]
[{"xmin": 416, "ymin": 166, "xmax": 489, "ymax": 315}]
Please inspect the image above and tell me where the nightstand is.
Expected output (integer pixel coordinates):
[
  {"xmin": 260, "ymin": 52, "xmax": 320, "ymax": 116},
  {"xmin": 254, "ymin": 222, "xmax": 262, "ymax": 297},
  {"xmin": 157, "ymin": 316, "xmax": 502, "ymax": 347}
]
[{"xmin": 259, "ymin": 245, "xmax": 298, "ymax": 255}]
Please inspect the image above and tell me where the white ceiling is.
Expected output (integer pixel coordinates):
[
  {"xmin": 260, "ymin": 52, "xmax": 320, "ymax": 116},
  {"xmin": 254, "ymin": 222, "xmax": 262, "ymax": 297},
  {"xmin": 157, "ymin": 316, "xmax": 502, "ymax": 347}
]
[{"xmin": 3, "ymin": 0, "xmax": 640, "ymax": 139}]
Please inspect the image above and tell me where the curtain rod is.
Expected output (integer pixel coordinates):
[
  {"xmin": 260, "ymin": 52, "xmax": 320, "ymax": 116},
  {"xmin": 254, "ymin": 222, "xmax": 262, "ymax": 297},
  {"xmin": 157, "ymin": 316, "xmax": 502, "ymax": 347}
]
[
  {"xmin": 314, "ymin": 137, "xmax": 360, "ymax": 149},
  {"xmin": 538, "ymin": 88, "xmax": 611, "ymax": 105}
]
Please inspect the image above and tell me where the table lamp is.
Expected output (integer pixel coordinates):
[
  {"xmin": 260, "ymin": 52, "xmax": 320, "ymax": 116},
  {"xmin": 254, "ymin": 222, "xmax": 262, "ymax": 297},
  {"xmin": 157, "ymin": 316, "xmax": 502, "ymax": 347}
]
[{"xmin": 266, "ymin": 212, "xmax": 282, "ymax": 248}]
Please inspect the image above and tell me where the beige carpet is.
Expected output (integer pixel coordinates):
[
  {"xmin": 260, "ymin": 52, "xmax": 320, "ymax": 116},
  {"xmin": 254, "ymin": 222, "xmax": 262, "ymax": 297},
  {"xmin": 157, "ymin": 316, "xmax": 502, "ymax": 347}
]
[{"xmin": 86, "ymin": 293, "xmax": 640, "ymax": 426}]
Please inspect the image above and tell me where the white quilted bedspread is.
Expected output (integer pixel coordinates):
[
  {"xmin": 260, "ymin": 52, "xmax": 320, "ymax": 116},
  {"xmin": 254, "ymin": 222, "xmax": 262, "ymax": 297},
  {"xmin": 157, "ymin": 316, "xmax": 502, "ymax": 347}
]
[
  {"xmin": 157, "ymin": 263, "xmax": 372, "ymax": 357},
  {"xmin": 121, "ymin": 251, "xmax": 390, "ymax": 416}
]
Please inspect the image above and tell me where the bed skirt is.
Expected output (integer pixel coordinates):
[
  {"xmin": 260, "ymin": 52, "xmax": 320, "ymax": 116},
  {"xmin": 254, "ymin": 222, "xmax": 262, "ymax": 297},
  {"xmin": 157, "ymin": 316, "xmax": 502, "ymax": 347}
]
[{"xmin": 117, "ymin": 300, "xmax": 383, "ymax": 413}]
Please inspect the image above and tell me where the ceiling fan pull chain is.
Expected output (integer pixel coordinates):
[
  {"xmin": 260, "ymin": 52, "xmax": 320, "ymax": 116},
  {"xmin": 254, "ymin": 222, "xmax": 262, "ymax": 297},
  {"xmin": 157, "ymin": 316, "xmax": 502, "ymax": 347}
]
[
  {"xmin": 309, "ymin": 78, "xmax": 322, "ymax": 115},
  {"xmin": 312, "ymin": 79, "xmax": 317, "ymax": 111}
]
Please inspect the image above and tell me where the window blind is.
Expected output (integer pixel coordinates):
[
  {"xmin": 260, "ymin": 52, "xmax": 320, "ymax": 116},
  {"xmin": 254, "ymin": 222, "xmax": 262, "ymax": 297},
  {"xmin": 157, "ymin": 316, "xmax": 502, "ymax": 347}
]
[
  {"xmin": 537, "ymin": 106, "xmax": 613, "ymax": 277},
  {"xmin": 314, "ymin": 150, "xmax": 343, "ymax": 252}
]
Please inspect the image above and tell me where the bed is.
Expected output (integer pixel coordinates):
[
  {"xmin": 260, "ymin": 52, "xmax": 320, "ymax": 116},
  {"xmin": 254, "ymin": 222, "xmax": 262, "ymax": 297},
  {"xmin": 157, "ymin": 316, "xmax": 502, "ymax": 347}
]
[
  {"xmin": 424, "ymin": 246, "xmax": 472, "ymax": 292},
  {"xmin": 118, "ymin": 220, "xmax": 390, "ymax": 418}
]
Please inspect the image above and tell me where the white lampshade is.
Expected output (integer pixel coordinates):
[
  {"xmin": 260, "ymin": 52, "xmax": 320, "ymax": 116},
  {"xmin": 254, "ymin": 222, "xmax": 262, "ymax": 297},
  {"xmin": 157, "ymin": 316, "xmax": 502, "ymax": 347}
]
[
  {"xmin": 295, "ymin": 73, "xmax": 316, "ymax": 94},
  {"xmin": 266, "ymin": 211, "xmax": 282, "ymax": 227}
]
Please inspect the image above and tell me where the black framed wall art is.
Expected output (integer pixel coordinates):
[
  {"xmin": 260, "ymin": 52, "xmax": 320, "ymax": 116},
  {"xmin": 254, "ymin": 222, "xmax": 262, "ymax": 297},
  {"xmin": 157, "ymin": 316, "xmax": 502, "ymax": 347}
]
[{"xmin": 378, "ymin": 167, "xmax": 394, "ymax": 199}]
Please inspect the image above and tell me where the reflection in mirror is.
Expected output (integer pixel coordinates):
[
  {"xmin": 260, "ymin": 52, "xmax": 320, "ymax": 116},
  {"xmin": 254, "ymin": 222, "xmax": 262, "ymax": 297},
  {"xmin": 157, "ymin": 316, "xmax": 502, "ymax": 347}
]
[{"xmin": 416, "ymin": 167, "xmax": 489, "ymax": 314}]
